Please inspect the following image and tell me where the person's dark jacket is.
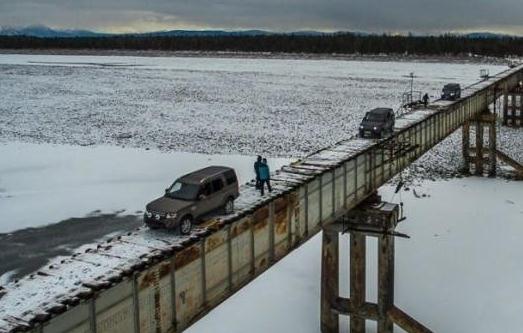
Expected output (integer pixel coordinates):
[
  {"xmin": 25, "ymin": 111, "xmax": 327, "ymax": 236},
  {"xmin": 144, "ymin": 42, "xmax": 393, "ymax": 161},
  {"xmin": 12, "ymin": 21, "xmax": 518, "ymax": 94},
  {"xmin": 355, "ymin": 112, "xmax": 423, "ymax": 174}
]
[
  {"xmin": 259, "ymin": 163, "xmax": 270, "ymax": 181},
  {"xmin": 254, "ymin": 161, "xmax": 262, "ymax": 178}
]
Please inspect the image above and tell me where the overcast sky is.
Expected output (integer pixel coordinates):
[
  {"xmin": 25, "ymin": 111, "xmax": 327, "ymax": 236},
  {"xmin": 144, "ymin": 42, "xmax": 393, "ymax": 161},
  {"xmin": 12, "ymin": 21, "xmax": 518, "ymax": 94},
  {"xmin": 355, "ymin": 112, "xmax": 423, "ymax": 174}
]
[{"xmin": 1, "ymin": 0, "xmax": 523, "ymax": 35}]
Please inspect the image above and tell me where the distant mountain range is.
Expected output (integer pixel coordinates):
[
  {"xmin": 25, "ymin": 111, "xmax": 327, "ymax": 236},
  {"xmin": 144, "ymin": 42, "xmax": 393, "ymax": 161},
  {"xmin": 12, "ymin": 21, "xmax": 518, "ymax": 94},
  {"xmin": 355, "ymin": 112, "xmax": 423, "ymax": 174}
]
[
  {"xmin": 0, "ymin": 25, "xmax": 516, "ymax": 39},
  {"xmin": 0, "ymin": 26, "xmax": 338, "ymax": 38},
  {"xmin": 0, "ymin": 25, "xmax": 107, "ymax": 38}
]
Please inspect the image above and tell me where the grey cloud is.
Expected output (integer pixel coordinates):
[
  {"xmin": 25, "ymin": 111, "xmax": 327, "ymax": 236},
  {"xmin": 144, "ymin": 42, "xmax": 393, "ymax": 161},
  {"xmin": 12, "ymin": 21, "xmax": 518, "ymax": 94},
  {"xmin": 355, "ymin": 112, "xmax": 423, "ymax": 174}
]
[{"xmin": 1, "ymin": 0, "xmax": 522, "ymax": 34}]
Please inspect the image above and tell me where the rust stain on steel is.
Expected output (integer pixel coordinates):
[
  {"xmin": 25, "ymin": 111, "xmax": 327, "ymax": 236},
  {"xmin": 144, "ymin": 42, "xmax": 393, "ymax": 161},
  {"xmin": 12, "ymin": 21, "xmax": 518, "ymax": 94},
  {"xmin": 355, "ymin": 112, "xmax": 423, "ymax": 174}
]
[
  {"xmin": 154, "ymin": 286, "xmax": 162, "ymax": 333},
  {"xmin": 288, "ymin": 192, "xmax": 298, "ymax": 205},
  {"xmin": 158, "ymin": 261, "xmax": 171, "ymax": 279},
  {"xmin": 174, "ymin": 244, "xmax": 201, "ymax": 270},
  {"xmin": 253, "ymin": 218, "xmax": 268, "ymax": 231},
  {"xmin": 274, "ymin": 197, "xmax": 287, "ymax": 213},
  {"xmin": 274, "ymin": 209, "xmax": 288, "ymax": 235},
  {"xmin": 231, "ymin": 218, "xmax": 251, "ymax": 238},
  {"xmin": 139, "ymin": 269, "xmax": 157, "ymax": 290},
  {"xmin": 199, "ymin": 218, "xmax": 220, "ymax": 229},
  {"xmin": 252, "ymin": 205, "xmax": 269, "ymax": 231},
  {"xmin": 205, "ymin": 233, "xmax": 226, "ymax": 253},
  {"xmin": 253, "ymin": 206, "xmax": 269, "ymax": 222},
  {"xmin": 258, "ymin": 258, "xmax": 267, "ymax": 269}
]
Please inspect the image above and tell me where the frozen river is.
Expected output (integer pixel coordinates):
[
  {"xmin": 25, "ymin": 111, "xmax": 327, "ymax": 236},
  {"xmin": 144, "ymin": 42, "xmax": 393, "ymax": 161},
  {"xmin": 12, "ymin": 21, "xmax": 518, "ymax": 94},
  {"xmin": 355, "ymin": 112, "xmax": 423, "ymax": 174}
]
[
  {"xmin": 0, "ymin": 54, "xmax": 521, "ymax": 332},
  {"xmin": 1, "ymin": 54, "xmax": 520, "ymax": 179},
  {"xmin": 0, "ymin": 54, "xmax": 508, "ymax": 157},
  {"xmin": 0, "ymin": 142, "xmax": 290, "ymax": 233}
]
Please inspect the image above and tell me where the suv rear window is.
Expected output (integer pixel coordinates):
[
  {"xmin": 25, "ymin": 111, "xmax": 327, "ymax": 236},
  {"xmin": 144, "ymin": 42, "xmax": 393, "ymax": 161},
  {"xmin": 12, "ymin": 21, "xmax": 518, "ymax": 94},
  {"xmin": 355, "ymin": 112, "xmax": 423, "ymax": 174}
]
[
  {"xmin": 224, "ymin": 170, "xmax": 237, "ymax": 185},
  {"xmin": 211, "ymin": 178, "xmax": 224, "ymax": 193}
]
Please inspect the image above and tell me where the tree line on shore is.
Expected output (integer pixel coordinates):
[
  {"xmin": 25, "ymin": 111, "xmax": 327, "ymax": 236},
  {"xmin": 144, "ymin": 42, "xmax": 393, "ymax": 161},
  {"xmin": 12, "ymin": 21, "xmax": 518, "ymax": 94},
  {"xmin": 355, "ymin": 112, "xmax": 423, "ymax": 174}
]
[{"xmin": 0, "ymin": 33, "xmax": 522, "ymax": 57}]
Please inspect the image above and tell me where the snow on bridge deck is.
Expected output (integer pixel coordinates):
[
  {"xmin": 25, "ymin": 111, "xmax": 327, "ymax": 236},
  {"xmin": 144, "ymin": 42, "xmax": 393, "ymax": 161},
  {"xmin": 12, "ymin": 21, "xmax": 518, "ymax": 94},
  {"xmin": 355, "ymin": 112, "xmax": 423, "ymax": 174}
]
[{"xmin": 0, "ymin": 64, "xmax": 522, "ymax": 333}]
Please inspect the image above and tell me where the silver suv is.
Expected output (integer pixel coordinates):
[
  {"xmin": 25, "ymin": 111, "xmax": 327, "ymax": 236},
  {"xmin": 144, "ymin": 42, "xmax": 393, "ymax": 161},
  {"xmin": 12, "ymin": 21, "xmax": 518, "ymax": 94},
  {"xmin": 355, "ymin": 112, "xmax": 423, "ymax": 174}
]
[{"xmin": 144, "ymin": 166, "xmax": 240, "ymax": 234}]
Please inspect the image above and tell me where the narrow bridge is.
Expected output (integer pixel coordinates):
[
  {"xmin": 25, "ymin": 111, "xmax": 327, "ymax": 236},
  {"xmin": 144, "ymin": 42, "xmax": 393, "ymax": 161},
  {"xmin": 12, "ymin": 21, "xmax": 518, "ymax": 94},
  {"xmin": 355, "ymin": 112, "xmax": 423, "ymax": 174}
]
[{"xmin": 0, "ymin": 65, "xmax": 522, "ymax": 333}]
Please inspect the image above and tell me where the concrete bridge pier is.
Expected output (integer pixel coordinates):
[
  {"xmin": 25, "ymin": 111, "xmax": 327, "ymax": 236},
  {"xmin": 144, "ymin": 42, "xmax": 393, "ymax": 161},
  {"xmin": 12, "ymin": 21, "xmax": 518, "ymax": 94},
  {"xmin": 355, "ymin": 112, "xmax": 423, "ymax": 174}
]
[
  {"xmin": 462, "ymin": 112, "xmax": 497, "ymax": 177},
  {"xmin": 320, "ymin": 196, "xmax": 432, "ymax": 333}
]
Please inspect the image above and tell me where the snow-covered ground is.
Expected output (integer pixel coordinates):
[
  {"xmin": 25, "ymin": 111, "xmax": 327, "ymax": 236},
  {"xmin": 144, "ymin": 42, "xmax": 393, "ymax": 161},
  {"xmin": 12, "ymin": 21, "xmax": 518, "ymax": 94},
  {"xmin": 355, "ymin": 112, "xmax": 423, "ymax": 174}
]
[
  {"xmin": 187, "ymin": 178, "xmax": 523, "ymax": 333},
  {"xmin": 0, "ymin": 54, "xmax": 521, "ymax": 331},
  {"xmin": 0, "ymin": 54, "xmax": 520, "ymax": 181},
  {"xmin": 0, "ymin": 142, "xmax": 291, "ymax": 233}
]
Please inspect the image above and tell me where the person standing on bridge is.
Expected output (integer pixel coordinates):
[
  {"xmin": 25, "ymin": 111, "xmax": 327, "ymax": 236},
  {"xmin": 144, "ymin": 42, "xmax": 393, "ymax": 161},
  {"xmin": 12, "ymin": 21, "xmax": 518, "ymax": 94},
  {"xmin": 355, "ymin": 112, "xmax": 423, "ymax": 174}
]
[
  {"xmin": 422, "ymin": 93, "xmax": 429, "ymax": 107},
  {"xmin": 254, "ymin": 155, "xmax": 262, "ymax": 189},
  {"xmin": 258, "ymin": 158, "xmax": 272, "ymax": 196}
]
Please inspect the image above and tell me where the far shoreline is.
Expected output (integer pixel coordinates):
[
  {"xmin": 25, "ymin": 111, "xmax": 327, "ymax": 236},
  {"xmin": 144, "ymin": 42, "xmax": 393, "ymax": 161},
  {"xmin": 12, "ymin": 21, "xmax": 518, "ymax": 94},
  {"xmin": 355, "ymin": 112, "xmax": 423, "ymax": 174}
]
[{"xmin": 0, "ymin": 48, "xmax": 513, "ymax": 65}]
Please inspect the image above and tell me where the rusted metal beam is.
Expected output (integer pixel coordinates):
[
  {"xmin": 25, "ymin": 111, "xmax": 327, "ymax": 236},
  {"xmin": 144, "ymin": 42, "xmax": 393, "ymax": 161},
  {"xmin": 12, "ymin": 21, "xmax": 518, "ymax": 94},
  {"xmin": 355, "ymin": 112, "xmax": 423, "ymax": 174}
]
[
  {"xmin": 388, "ymin": 306, "xmax": 433, "ymax": 333},
  {"xmin": 321, "ymin": 230, "xmax": 339, "ymax": 333},
  {"xmin": 350, "ymin": 232, "xmax": 366, "ymax": 333}
]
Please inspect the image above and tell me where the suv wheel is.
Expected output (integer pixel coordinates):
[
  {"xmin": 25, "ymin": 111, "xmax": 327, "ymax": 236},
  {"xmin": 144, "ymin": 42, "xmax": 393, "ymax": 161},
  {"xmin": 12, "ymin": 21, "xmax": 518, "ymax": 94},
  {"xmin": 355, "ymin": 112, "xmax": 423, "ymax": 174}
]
[
  {"xmin": 179, "ymin": 216, "xmax": 193, "ymax": 235},
  {"xmin": 224, "ymin": 197, "xmax": 234, "ymax": 214}
]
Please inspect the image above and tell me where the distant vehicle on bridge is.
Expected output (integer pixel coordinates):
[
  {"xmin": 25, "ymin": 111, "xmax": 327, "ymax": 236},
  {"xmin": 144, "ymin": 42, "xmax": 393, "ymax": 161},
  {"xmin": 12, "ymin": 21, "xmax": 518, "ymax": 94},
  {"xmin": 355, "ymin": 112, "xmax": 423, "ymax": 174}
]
[
  {"xmin": 441, "ymin": 83, "xmax": 461, "ymax": 100},
  {"xmin": 359, "ymin": 107, "xmax": 395, "ymax": 139},
  {"xmin": 144, "ymin": 166, "xmax": 239, "ymax": 234}
]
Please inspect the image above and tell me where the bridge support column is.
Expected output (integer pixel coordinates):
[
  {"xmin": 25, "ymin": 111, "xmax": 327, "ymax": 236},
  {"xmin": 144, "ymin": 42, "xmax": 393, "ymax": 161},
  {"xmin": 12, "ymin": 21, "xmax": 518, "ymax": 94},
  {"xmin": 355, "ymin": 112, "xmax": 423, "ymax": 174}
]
[
  {"xmin": 320, "ymin": 197, "xmax": 432, "ymax": 333},
  {"xmin": 462, "ymin": 112, "xmax": 497, "ymax": 176},
  {"xmin": 321, "ymin": 228, "xmax": 339, "ymax": 333},
  {"xmin": 474, "ymin": 118, "xmax": 484, "ymax": 175},
  {"xmin": 462, "ymin": 121, "xmax": 470, "ymax": 174},
  {"xmin": 377, "ymin": 232, "xmax": 395, "ymax": 333},
  {"xmin": 349, "ymin": 232, "xmax": 366, "ymax": 333},
  {"xmin": 502, "ymin": 83, "xmax": 523, "ymax": 127},
  {"xmin": 502, "ymin": 86, "xmax": 509, "ymax": 126}
]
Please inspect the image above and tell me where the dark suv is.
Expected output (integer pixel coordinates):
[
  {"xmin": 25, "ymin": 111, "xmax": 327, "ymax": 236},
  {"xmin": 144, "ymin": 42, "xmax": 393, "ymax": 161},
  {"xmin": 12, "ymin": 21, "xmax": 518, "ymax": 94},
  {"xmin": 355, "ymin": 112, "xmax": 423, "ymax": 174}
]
[
  {"xmin": 144, "ymin": 166, "xmax": 240, "ymax": 234},
  {"xmin": 359, "ymin": 108, "xmax": 395, "ymax": 139},
  {"xmin": 441, "ymin": 83, "xmax": 461, "ymax": 100}
]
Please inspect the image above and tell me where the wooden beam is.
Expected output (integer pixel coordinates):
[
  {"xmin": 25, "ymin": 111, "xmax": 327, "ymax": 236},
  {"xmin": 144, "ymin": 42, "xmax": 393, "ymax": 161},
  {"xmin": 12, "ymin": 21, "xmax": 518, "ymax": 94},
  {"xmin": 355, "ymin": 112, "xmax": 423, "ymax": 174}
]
[
  {"xmin": 321, "ymin": 230, "xmax": 339, "ymax": 333},
  {"xmin": 462, "ymin": 122, "xmax": 470, "ymax": 173},
  {"xmin": 488, "ymin": 119, "xmax": 497, "ymax": 177},
  {"xmin": 332, "ymin": 298, "xmax": 379, "ymax": 320},
  {"xmin": 496, "ymin": 149, "xmax": 523, "ymax": 178},
  {"xmin": 377, "ymin": 233, "xmax": 394, "ymax": 333},
  {"xmin": 503, "ymin": 87, "xmax": 508, "ymax": 125},
  {"xmin": 350, "ymin": 232, "xmax": 366, "ymax": 333},
  {"xmin": 475, "ymin": 120, "xmax": 484, "ymax": 175},
  {"xmin": 388, "ymin": 306, "xmax": 433, "ymax": 333}
]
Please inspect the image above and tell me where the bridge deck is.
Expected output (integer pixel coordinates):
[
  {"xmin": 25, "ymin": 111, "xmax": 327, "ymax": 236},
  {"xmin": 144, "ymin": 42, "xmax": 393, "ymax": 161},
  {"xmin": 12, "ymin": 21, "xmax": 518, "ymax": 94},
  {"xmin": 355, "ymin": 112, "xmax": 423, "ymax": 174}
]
[{"xmin": 0, "ymin": 65, "xmax": 522, "ymax": 333}]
